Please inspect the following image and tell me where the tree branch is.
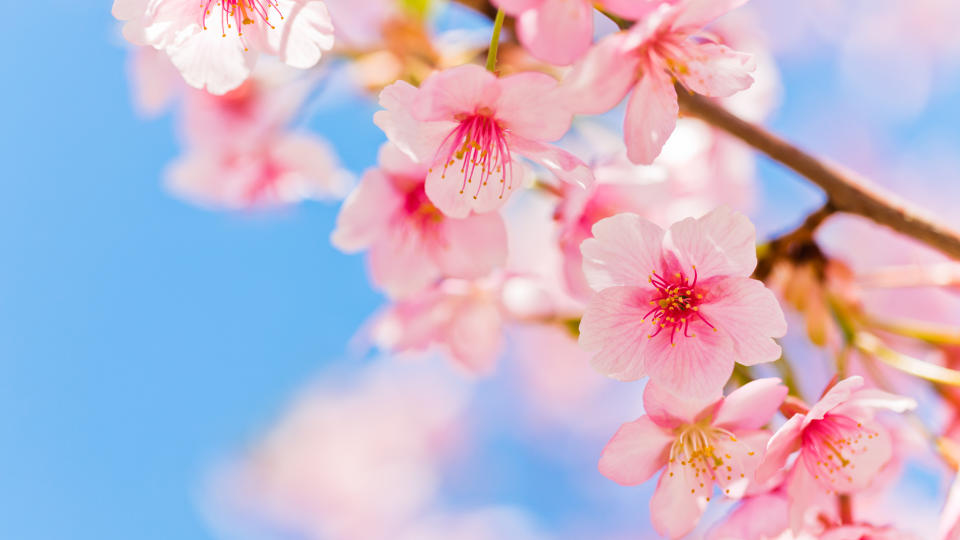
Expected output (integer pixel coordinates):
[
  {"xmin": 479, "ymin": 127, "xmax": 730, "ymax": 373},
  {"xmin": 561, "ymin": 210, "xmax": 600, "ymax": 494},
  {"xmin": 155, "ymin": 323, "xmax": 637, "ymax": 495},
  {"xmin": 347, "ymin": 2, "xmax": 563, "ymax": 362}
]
[{"xmin": 676, "ymin": 87, "xmax": 960, "ymax": 260}]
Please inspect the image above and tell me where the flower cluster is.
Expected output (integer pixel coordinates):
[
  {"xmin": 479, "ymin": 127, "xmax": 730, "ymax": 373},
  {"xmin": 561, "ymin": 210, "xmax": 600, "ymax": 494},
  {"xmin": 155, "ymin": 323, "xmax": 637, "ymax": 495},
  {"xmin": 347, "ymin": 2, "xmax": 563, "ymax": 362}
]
[{"xmin": 114, "ymin": 0, "xmax": 960, "ymax": 538}]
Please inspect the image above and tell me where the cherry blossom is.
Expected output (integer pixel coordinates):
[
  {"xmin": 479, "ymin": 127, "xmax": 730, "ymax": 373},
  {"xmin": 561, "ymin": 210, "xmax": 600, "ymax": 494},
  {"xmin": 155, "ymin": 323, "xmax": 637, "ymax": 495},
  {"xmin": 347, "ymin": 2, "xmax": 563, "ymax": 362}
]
[
  {"xmin": 756, "ymin": 376, "xmax": 917, "ymax": 532},
  {"xmin": 112, "ymin": 0, "xmax": 335, "ymax": 94},
  {"xmin": 332, "ymin": 143, "xmax": 507, "ymax": 298},
  {"xmin": 578, "ymin": 206, "xmax": 786, "ymax": 396},
  {"xmin": 490, "ymin": 0, "xmax": 668, "ymax": 66},
  {"xmin": 374, "ymin": 64, "xmax": 593, "ymax": 218},
  {"xmin": 599, "ymin": 378, "xmax": 786, "ymax": 538},
  {"xmin": 561, "ymin": 0, "xmax": 756, "ymax": 164}
]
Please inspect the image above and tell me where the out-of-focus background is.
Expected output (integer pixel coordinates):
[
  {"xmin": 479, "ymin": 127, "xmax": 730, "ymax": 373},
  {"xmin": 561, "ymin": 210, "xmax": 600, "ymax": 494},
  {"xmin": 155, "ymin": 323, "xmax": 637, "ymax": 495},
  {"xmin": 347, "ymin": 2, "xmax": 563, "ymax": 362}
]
[{"xmin": 2, "ymin": 1, "xmax": 959, "ymax": 538}]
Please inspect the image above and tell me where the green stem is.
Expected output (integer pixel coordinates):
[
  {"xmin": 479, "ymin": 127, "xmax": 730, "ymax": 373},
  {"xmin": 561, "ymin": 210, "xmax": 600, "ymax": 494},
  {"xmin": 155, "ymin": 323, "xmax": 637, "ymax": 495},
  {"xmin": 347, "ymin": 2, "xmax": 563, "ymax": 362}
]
[{"xmin": 486, "ymin": 9, "xmax": 506, "ymax": 72}]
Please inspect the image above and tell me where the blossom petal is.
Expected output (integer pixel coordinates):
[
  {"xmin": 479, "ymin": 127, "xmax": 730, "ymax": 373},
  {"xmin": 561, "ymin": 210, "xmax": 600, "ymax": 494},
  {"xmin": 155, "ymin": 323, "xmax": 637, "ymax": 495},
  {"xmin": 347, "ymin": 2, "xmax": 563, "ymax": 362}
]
[
  {"xmin": 598, "ymin": 416, "xmax": 673, "ymax": 485},
  {"xmin": 712, "ymin": 431, "xmax": 766, "ymax": 499},
  {"xmin": 714, "ymin": 378, "xmax": 788, "ymax": 431},
  {"xmin": 374, "ymin": 81, "xmax": 455, "ymax": 163},
  {"xmin": 579, "ymin": 286, "xmax": 658, "ymax": 381},
  {"xmin": 447, "ymin": 299, "xmax": 503, "ymax": 374},
  {"xmin": 434, "ymin": 213, "xmax": 509, "ymax": 280},
  {"xmin": 257, "ymin": 0, "xmax": 334, "ymax": 69},
  {"xmin": 664, "ymin": 206, "xmax": 758, "ymax": 278},
  {"xmin": 755, "ymin": 413, "xmax": 804, "ymax": 484},
  {"xmin": 672, "ymin": 0, "xmax": 750, "ymax": 30},
  {"xmin": 508, "ymin": 135, "xmax": 593, "ymax": 188},
  {"xmin": 414, "ymin": 64, "xmax": 500, "ymax": 121},
  {"xmin": 624, "ymin": 66, "xmax": 678, "ymax": 164},
  {"xmin": 331, "ymin": 169, "xmax": 401, "ymax": 252},
  {"xmin": 580, "ymin": 213, "xmax": 665, "ymax": 291},
  {"xmin": 369, "ymin": 227, "xmax": 441, "ymax": 298},
  {"xmin": 600, "ymin": 0, "xmax": 668, "ymax": 19},
  {"xmin": 644, "ymin": 379, "xmax": 720, "ymax": 429},
  {"xmin": 424, "ymin": 146, "xmax": 516, "ymax": 219},
  {"xmin": 650, "ymin": 462, "xmax": 710, "ymax": 539},
  {"xmin": 515, "ymin": 0, "xmax": 594, "ymax": 66},
  {"xmin": 806, "ymin": 376, "xmax": 864, "ymax": 424},
  {"xmin": 642, "ymin": 325, "xmax": 735, "ymax": 396},
  {"xmin": 496, "ymin": 72, "xmax": 571, "ymax": 141},
  {"xmin": 676, "ymin": 42, "xmax": 755, "ymax": 98},
  {"xmin": 698, "ymin": 277, "xmax": 786, "ymax": 367},
  {"xmin": 167, "ymin": 28, "xmax": 257, "ymax": 95},
  {"xmin": 559, "ymin": 32, "xmax": 640, "ymax": 115},
  {"xmin": 802, "ymin": 417, "xmax": 893, "ymax": 493}
]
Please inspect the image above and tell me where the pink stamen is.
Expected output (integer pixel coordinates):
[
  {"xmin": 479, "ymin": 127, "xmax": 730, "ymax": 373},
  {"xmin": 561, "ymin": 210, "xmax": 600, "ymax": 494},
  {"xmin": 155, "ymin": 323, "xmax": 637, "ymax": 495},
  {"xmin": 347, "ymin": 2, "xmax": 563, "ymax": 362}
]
[
  {"xmin": 644, "ymin": 265, "xmax": 714, "ymax": 344},
  {"xmin": 432, "ymin": 109, "xmax": 513, "ymax": 201}
]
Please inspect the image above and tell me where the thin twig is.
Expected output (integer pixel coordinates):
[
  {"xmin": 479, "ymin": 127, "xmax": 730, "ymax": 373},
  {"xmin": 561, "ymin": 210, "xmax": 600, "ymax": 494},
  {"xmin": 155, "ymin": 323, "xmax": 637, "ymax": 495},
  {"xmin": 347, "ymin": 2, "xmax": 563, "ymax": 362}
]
[{"xmin": 676, "ymin": 88, "xmax": 960, "ymax": 261}]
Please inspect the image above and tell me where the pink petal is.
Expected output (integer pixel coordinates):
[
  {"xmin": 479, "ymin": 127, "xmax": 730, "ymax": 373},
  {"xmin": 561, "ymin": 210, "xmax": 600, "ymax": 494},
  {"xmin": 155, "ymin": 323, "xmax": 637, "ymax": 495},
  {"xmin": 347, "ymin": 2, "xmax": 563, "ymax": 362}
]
[
  {"xmin": 434, "ymin": 212, "xmax": 509, "ymax": 280},
  {"xmin": 495, "ymin": 72, "xmax": 572, "ymax": 141},
  {"xmin": 642, "ymin": 324, "xmax": 735, "ymax": 397},
  {"xmin": 712, "ymin": 431, "xmax": 766, "ymax": 499},
  {"xmin": 580, "ymin": 213, "xmax": 665, "ymax": 291},
  {"xmin": 331, "ymin": 169, "xmax": 401, "ymax": 252},
  {"xmin": 755, "ymin": 413, "xmax": 804, "ymax": 484},
  {"xmin": 672, "ymin": 0, "xmax": 750, "ymax": 30},
  {"xmin": 843, "ymin": 388, "xmax": 918, "ymax": 413},
  {"xmin": 707, "ymin": 491, "xmax": 789, "ymax": 540},
  {"xmin": 514, "ymin": 0, "xmax": 594, "ymax": 66},
  {"xmin": 714, "ymin": 378, "xmax": 788, "ymax": 431},
  {"xmin": 255, "ymin": 0, "xmax": 334, "ymax": 69},
  {"xmin": 649, "ymin": 461, "xmax": 711, "ymax": 539},
  {"xmin": 939, "ymin": 472, "xmax": 960, "ymax": 540},
  {"xmin": 664, "ymin": 206, "xmax": 758, "ymax": 278},
  {"xmin": 369, "ymin": 226, "xmax": 442, "ymax": 298},
  {"xmin": 374, "ymin": 81, "xmax": 456, "ymax": 163},
  {"xmin": 675, "ymin": 42, "xmax": 755, "ymax": 98},
  {"xmin": 167, "ymin": 29, "xmax": 257, "ymax": 95},
  {"xmin": 643, "ymin": 380, "xmax": 720, "ymax": 429},
  {"xmin": 414, "ymin": 64, "xmax": 501, "ymax": 121},
  {"xmin": 559, "ymin": 32, "xmax": 640, "ymax": 115},
  {"xmin": 784, "ymin": 458, "xmax": 834, "ymax": 533},
  {"xmin": 599, "ymin": 0, "xmax": 670, "ymax": 19},
  {"xmin": 579, "ymin": 286, "xmax": 657, "ymax": 381},
  {"xmin": 598, "ymin": 416, "xmax": 673, "ymax": 485},
  {"xmin": 698, "ymin": 277, "xmax": 787, "ymax": 367},
  {"xmin": 806, "ymin": 376, "xmax": 864, "ymax": 424},
  {"xmin": 447, "ymin": 299, "xmax": 503, "ymax": 374},
  {"xmin": 507, "ymin": 135, "xmax": 593, "ymax": 188},
  {"xmin": 624, "ymin": 65, "xmax": 678, "ymax": 165},
  {"xmin": 491, "ymin": 0, "xmax": 542, "ymax": 13}
]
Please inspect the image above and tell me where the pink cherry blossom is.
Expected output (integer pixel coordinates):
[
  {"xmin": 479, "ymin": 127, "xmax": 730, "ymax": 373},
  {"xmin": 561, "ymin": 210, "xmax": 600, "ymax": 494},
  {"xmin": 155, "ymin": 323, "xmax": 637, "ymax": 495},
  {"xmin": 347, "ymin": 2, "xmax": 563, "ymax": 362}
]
[
  {"xmin": 372, "ymin": 276, "xmax": 506, "ymax": 374},
  {"xmin": 561, "ymin": 0, "xmax": 756, "ymax": 164},
  {"xmin": 578, "ymin": 206, "xmax": 786, "ymax": 396},
  {"xmin": 600, "ymin": 378, "xmax": 786, "ymax": 538},
  {"xmin": 374, "ymin": 64, "xmax": 593, "ymax": 218},
  {"xmin": 490, "ymin": 0, "xmax": 669, "ymax": 66},
  {"xmin": 332, "ymin": 143, "xmax": 508, "ymax": 298},
  {"xmin": 166, "ymin": 69, "xmax": 349, "ymax": 208},
  {"xmin": 756, "ymin": 376, "xmax": 917, "ymax": 532},
  {"xmin": 112, "ymin": 0, "xmax": 335, "ymax": 94}
]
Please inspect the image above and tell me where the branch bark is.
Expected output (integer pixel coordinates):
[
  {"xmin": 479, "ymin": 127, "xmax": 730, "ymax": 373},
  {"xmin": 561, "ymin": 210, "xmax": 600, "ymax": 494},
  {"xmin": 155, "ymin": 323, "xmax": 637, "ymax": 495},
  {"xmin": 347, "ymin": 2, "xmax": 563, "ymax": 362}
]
[{"xmin": 676, "ymin": 88, "xmax": 960, "ymax": 260}]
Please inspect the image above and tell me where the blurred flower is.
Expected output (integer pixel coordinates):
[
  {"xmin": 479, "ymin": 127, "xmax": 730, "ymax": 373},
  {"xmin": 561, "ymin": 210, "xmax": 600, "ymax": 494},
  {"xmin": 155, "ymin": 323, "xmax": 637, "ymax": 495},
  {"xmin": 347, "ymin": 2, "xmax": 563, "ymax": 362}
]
[
  {"xmin": 112, "ymin": 0, "xmax": 335, "ymax": 94},
  {"xmin": 579, "ymin": 207, "xmax": 786, "ymax": 396},
  {"xmin": 600, "ymin": 378, "xmax": 786, "ymax": 538},
  {"xmin": 561, "ymin": 0, "xmax": 755, "ymax": 163},
  {"xmin": 332, "ymin": 143, "xmax": 507, "ymax": 298},
  {"xmin": 374, "ymin": 64, "xmax": 592, "ymax": 218},
  {"xmin": 208, "ymin": 359, "xmax": 469, "ymax": 539}
]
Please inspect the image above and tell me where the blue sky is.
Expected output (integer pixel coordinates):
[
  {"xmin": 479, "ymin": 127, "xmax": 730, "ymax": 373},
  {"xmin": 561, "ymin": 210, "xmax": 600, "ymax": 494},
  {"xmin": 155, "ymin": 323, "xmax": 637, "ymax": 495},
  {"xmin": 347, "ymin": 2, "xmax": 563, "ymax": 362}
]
[{"xmin": 0, "ymin": 2, "xmax": 955, "ymax": 539}]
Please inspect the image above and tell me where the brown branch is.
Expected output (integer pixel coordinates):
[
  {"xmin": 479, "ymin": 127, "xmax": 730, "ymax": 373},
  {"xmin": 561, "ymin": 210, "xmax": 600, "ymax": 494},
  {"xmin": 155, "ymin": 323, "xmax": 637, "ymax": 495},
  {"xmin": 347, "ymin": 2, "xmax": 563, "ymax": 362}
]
[{"xmin": 676, "ymin": 88, "xmax": 960, "ymax": 261}]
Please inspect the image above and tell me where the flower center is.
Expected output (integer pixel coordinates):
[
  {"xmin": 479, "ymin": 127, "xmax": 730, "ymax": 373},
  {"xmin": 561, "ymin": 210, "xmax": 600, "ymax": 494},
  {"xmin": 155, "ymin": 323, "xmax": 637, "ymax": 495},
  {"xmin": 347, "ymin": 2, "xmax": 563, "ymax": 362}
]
[
  {"xmin": 802, "ymin": 414, "xmax": 880, "ymax": 488},
  {"xmin": 403, "ymin": 184, "xmax": 444, "ymax": 226},
  {"xmin": 669, "ymin": 423, "xmax": 747, "ymax": 496},
  {"xmin": 200, "ymin": 0, "xmax": 283, "ymax": 37},
  {"xmin": 643, "ymin": 265, "xmax": 715, "ymax": 345},
  {"xmin": 430, "ymin": 109, "xmax": 514, "ymax": 202}
]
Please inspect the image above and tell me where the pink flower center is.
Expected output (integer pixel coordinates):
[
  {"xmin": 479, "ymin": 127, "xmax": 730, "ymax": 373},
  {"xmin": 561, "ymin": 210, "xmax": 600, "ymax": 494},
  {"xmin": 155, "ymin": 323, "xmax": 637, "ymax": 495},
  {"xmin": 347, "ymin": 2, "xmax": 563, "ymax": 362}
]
[
  {"xmin": 403, "ymin": 184, "xmax": 444, "ymax": 227},
  {"xmin": 802, "ymin": 414, "xmax": 879, "ymax": 488},
  {"xmin": 643, "ymin": 265, "xmax": 715, "ymax": 344},
  {"xmin": 430, "ymin": 108, "xmax": 514, "ymax": 201},
  {"xmin": 200, "ymin": 0, "xmax": 283, "ymax": 37},
  {"xmin": 669, "ymin": 423, "xmax": 749, "ymax": 498}
]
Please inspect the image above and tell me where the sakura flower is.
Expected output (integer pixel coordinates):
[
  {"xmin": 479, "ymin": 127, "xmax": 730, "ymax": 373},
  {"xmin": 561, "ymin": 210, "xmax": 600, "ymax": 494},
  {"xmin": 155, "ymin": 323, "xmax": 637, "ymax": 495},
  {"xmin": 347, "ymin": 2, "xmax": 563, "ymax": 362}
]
[
  {"xmin": 561, "ymin": 0, "xmax": 756, "ymax": 164},
  {"xmin": 600, "ymin": 378, "xmax": 787, "ymax": 538},
  {"xmin": 490, "ymin": 0, "xmax": 668, "ymax": 66},
  {"xmin": 112, "ymin": 0, "xmax": 335, "ymax": 94},
  {"xmin": 578, "ymin": 206, "xmax": 786, "ymax": 396},
  {"xmin": 755, "ymin": 376, "xmax": 917, "ymax": 532},
  {"xmin": 374, "ymin": 64, "xmax": 593, "ymax": 218},
  {"xmin": 372, "ymin": 276, "xmax": 505, "ymax": 374},
  {"xmin": 332, "ymin": 143, "xmax": 508, "ymax": 298}
]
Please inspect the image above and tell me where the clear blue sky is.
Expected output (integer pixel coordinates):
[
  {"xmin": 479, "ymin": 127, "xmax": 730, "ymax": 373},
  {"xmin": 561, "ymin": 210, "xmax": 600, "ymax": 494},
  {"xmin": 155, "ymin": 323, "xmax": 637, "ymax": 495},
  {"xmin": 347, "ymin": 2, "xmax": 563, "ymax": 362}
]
[{"xmin": 0, "ymin": 3, "xmax": 954, "ymax": 539}]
